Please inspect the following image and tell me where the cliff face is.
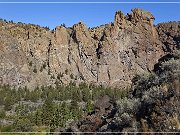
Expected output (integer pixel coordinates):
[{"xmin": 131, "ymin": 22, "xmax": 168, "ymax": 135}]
[
  {"xmin": 156, "ymin": 22, "xmax": 180, "ymax": 52},
  {"xmin": 60, "ymin": 51, "xmax": 180, "ymax": 133},
  {"xmin": 0, "ymin": 8, "xmax": 179, "ymax": 89}
]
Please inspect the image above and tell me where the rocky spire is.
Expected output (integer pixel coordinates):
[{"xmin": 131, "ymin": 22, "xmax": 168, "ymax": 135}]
[
  {"xmin": 114, "ymin": 11, "xmax": 126, "ymax": 29},
  {"xmin": 0, "ymin": 9, "xmax": 178, "ymax": 89},
  {"xmin": 128, "ymin": 8, "xmax": 155, "ymax": 25}
]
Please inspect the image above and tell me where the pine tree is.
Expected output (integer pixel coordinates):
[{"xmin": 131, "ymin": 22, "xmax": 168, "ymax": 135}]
[
  {"xmin": 13, "ymin": 117, "xmax": 33, "ymax": 132},
  {"xmin": 86, "ymin": 100, "xmax": 94, "ymax": 113},
  {"xmin": 42, "ymin": 98, "xmax": 54, "ymax": 126},
  {"xmin": 34, "ymin": 109, "xmax": 43, "ymax": 126},
  {"xmin": 61, "ymin": 102, "xmax": 72, "ymax": 125}
]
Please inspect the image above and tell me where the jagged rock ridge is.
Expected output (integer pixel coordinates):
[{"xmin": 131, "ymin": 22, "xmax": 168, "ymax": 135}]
[{"xmin": 0, "ymin": 8, "xmax": 179, "ymax": 89}]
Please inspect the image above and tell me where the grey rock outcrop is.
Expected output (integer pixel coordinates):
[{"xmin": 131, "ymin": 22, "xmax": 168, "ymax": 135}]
[
  {"xmin": 0, "ymin": 9, "xmax": 179, "ymax": 89},
  {"xmin": 60, "ymin": 51, "xmax": 180, "ymax": 133}
]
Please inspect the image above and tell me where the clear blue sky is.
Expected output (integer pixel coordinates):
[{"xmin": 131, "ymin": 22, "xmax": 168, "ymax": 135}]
[{"xmin": 0, "ymin": 0, "xmax": 180, "ymax": 29}]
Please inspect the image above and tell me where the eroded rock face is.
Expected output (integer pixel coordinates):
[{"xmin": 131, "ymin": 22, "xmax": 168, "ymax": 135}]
[
  {"xmin": 60, "ymin": 51, "xmax": 180, "ymax": 133},
  {"xmin": 156, "ymin": 22, "xmax": 180, "ymax": 52},
  {"xmin": 0, "ymin": 8, "xmax": 179, "ymax": 89}
]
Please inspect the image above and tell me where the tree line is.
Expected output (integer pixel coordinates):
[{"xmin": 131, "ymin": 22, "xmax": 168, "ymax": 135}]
[{"xmin": 0, "ymin": 82, "xmax": 128, "ymax": 132}]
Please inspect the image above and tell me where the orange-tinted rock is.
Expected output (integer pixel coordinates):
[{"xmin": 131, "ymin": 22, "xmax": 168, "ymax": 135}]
[{"xmin": 0, "ymin": 9, "xmax": 179, "ymax": 89}]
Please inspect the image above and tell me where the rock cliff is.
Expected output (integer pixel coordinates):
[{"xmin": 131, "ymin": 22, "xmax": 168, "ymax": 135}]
[
  {"xmin": 60, "ymin": 51, "xmax": 180, "ymax": 133},
  {"xmin": 0, "ymin": 8, "xmax": 179, "ymax": 89}
]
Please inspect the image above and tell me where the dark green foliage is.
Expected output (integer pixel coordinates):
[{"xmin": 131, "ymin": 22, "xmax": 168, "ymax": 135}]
[
  {"xmin": 42, "ymin": 98, "xmax": 54, "ymax": 126},
  {"xmin": 65, "ymin": 69, "xmax": 68, "ymax": 75},
  {"xmin": 29, "ymin": 61, "xmax": 33, "ymax": 66},
  {"xmin": 0, "ymin": 82, "xmax": 129, "ymax": 132},
  {"xmin": 17, "ymin": 22, "xmax": 23, "ymax": 24},
  {"xmin": 40, "ymin": 66, "xmax": 43, "ymax": 72},
  {"xmin": 57, "ymin": 72, "xmax": 63, "ymax": 80},
  {"xmin": 0, "ymin": 109, "xmax": 5, "ymax": 118},
  {"xmin": 13, "ymin": 117, "xmax": 33, "ymax": 132},
  {"xmin": 44, "ymin": 26, "xmax": 50, "ymax": 31},
  {"xmin": 61, "ymin": 23, "xmax": 66, "ymax": 27},
  {"xmin": 33, "ymin": 109, "xmax": 43, "ymax": 126},
  {"xmin": 70, "ymin": 74, "xmax": 74, "ymax": 79},
  {"xmin": 4, "ymin": 94, "xmax": 17, "ymax": 111},
  {"xmin": 51, "ymin": 74, "xmax": 55, "ymax": 79},
  {"xmin": 86, "ymin": 100, "xmax": 93, "ymax": 113},
  {"xmin": 33, "ymin": 66, "xmax": 37, "ymax": 73},
  {"xmin": 70, "ymin": 99, "xmax": 79, "ymax": 118},
  {"xmin": 48, "ymin": 69, "xmax": 51, "ymax": 75},
  {"xmin": 0, "ymin": 125, "xmax": 13, "ymax": 132},
  {"xmin": 42, "ymin": 62, "xmax": 46, "ymax": 69},
  {"xmin": 61, "ymin": 51, "xmax": 180, "ymax": 133},
  {"xmin": 51, "ymin": 29, "xmax": 55, "ymax": 33},
  {"xmin": 0, "ymin": 52, "xmax": 178, "ymax": 132},
  {"xmin": 9, "ymin": 20, "xmax": 14, "ymax": 23}
]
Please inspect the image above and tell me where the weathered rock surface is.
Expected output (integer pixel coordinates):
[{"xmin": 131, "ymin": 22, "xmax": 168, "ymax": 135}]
[
  {"xmin": 156, "ymin": 22, "xmax": 180, "ymax": 52},
  {"xmin": 60, "ymin": 51, "xmax": 180, "ymax": 133},
  {"xmin": 0, "ymin": 9, "xmax": 179, "ymax": 89}
]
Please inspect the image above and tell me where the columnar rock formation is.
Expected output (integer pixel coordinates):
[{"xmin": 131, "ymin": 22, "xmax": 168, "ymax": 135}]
[{"xmin": 0, "ymin": 8, "xmax": 179, "ymax": 89}]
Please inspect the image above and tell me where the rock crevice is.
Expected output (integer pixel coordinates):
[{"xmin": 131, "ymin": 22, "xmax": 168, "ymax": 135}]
[{"xmin": 0, "ymin": 9, "xmax": 179, "ymax": 88}]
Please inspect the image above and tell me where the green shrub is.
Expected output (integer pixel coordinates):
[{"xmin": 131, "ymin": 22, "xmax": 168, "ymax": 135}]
[
  {"xmin": 0, "ymin": 108, "xmax": 6, "ymax": 118},
  {"xmin": 33, "ymin": 66, "xmax": 37, "ymax": 73},
  {"xmin": 65, "ymin": 69, "xmax": 68, "ymax": 75},
  {"xmin": 57, "ymin": 73, "xmax": 63, "ymax": 80},
  {"xmin": 40, "ymin": 66, "xmax": 43, "ymax": 72},
  {"xmin": 51, "ymin": 75, "xmax": 55, "ymax": 79},
  {"xmin": 70, "ymin": 74, "xmax": 74, "ymax": 79},
  {"xmin": 0, "ymin": 125, "xmax": 13, "ymax": 132},
  {"xmin": 13, "ymin": 118, "xmax": 33, "ymax": 132},
  {"xmin": 42, "ymin": 63, "xmax": 46, "ymax": 69},
  {"xmin": 29, "ymin": 61, "xmax": 33, "ymax": 67}
]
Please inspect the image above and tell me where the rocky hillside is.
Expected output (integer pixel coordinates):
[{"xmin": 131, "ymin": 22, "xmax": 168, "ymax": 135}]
[
  {"xmin": 0, "ymin": 8, "xmax": 179, "ymax": 89},
  {"xmin": 60, "ymin": 51, "xmax": 180, "ymax": 133}
]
